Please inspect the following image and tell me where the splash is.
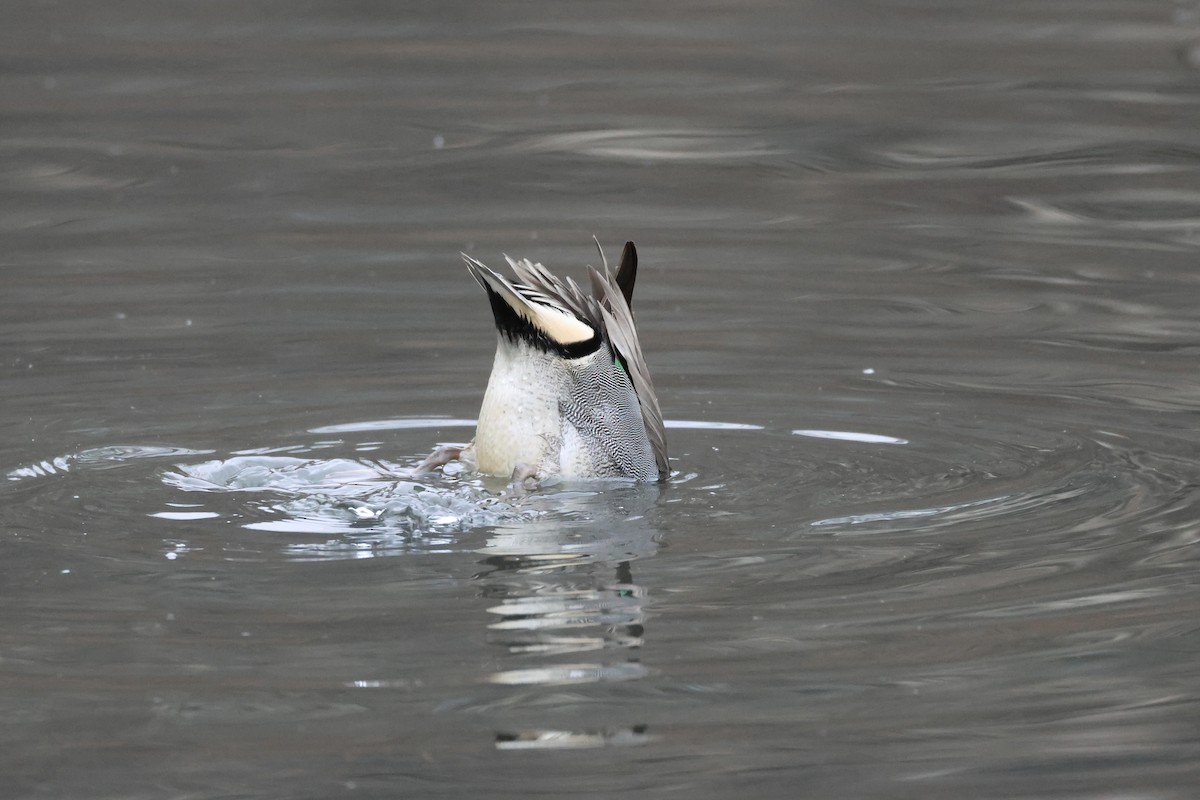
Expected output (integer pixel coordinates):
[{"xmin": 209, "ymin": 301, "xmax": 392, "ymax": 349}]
[{"xmin": 162, "ymin": 456, "xmax": 533, "ymax": 550}]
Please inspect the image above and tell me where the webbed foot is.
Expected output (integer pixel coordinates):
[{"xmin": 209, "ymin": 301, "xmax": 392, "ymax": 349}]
[
  {"xmin": 508, "ymin": 462, "xmax": 540, "ymax": 494},
  {"xmin": 411, "ymin": 444, "xmax": 464, "ymax": 477}
]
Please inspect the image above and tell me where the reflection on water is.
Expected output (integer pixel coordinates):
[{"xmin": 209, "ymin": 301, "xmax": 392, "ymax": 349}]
[{"xmin": 476, "ymin": 487, "xmax": 660, "ymax": 748}]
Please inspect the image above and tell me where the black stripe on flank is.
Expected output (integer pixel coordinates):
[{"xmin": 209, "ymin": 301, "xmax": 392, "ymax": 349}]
[{"xmin": 483, "ymin": 282, "xmax": 602, "ymax": 359}]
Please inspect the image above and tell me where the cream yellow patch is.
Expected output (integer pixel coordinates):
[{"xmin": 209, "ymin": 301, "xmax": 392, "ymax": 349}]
[
  {"xmin": 466, "ymin": 254, "xmax": 593, "ymax": 346},
  {"xmin": 521, "ymin": 301, "xmax": 593, "ymax": 345}
]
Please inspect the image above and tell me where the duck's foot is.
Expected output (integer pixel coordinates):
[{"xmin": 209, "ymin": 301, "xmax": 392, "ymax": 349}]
[
  {"xmin": 508, "ymin": 462, "xmax": 540, "ymax": 494},
  {"xmin": 411, "ymin": 445, "xmax": 464, "ymax": 477}
]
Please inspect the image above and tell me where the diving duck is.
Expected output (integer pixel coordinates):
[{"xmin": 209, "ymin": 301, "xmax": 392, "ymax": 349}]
[{"xmin": 417, "ymin": 241, "xmax": 668, "ymax": 483}]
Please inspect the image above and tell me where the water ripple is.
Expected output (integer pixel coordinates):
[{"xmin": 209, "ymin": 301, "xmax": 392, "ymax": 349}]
[
  {"xmin": 518, "ymin": 129, "xmax": 783, "ymax": 163},
  {"xmin": 7, "ymin": 445, "xmax": 213, "ymax": 481},
  {"xmin": 1012, "ymin": 190, "xmax": 1200, "ymax": 229},
  {"xmin": 879, "ymin": 141, "xmax": 1200, "ymax": 174}
]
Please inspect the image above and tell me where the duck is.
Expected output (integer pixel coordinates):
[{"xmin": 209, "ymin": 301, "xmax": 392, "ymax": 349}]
[{"xmin": 416, "ymin": 241, "xmax": 668, "ymax": 484}]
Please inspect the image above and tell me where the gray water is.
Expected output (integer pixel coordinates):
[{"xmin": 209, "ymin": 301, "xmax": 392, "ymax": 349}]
[{"xmin": 4, "ymin": 2, "xmax": 1200, "ymax": 797}]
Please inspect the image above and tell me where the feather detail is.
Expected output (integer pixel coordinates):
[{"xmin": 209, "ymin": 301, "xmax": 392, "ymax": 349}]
[
  {"xmin": 615, "ymin": 241, "xmax": 637, "ymax": 308},
  {"xmin": 588, "ymin": 265, "xmax": 669, "ymax": 480},
  {"xmin": 505, "ymin": 256, "xmax": 596, "ymax": 326},
  {"xmin": 463, "ymin": 254, "xmax": 597, "ymax": 351}
]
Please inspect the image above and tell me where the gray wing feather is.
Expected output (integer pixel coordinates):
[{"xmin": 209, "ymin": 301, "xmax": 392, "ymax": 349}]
[
  {"xmin": 588, "ymin": 266, "xmax": 669, "ymax": 480},
  {"xmin": 505, "ymin": 257, "xmax": 599, "ymax": 327}
]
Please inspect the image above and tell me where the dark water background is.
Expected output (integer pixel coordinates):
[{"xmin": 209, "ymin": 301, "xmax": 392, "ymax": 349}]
[{"xmin": 4, "ymin": 2, "xmax": 1200, "ymax": 797}]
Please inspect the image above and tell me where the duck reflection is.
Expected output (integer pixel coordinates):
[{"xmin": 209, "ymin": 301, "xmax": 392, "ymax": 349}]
[{"xmin": 474, "ymin": 484, "xmax": 662, "ymax": 749}]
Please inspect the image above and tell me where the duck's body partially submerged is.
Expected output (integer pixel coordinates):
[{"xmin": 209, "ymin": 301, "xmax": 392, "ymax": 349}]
[{"xmin": 424, "ymin": 241, "xmax": 667, "ymax": 483}]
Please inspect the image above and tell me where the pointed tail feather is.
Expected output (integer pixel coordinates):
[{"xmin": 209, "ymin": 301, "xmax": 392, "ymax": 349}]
[{"xmin": 615, "ymin": 241, "xmax": 637, "ymax": 308}]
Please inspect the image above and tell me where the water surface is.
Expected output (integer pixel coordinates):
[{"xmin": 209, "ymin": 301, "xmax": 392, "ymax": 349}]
[{"xmin": 4, "ymin": 2, "xmax": 1200, "ymax": 797}]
